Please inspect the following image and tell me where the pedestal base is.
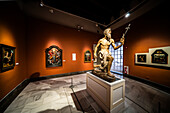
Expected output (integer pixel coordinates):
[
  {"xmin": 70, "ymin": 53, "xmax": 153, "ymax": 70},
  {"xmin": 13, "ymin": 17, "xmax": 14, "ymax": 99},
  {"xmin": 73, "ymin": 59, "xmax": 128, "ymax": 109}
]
[{"xmin": 86, "ymin": 72, "xmax": 125, "ymax": 113}]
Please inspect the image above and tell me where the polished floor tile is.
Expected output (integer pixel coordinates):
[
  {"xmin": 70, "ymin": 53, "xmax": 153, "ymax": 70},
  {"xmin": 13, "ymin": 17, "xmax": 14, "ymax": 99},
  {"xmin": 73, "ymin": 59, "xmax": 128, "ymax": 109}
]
[
  {"xmin": 4, "ymin": 73, "xmax": 170, "ymax": 113},
  {"xmin": 125, "ymin": 77, "xmax": 170, "ymax": 113}
]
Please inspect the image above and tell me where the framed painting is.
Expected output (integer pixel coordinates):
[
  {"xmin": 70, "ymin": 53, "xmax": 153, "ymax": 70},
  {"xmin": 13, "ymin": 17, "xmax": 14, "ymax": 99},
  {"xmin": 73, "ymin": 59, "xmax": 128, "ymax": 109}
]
[
  {"xmin": 0, "ymin": 44, "xmax": 16, "ymax": 72},
  {"xmin": 151, "ymin": 49, "xmax": 168, "ymax": 64},
  {"xmin": 45, "ymin": 45, "xmax": 62, "ymax": 67},
  {"xmin": 135, "ymin": 46, "xmax": 170, "ymax": 69},
  {"xmin": 135, "ymin": 53, "xmax": 148, "ymax": 65},
  {"xmin": 84, "ymin": 50, "xmax": 91, "ymax": 63},
  {"xmin": 137, "ymin": 54, "xmax": 146, "ymax": 63}
]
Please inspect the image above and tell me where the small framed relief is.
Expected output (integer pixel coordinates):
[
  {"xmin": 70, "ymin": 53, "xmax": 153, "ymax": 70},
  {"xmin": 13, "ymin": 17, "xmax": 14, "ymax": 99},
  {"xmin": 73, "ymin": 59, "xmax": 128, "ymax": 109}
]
[
  {"xmin": 137, "ymin": 54, "xmax": 146, "ymax": 63},
  {"xmin": 135, "ymin": 53, "xmax": 148, "ymax": 65},
  {"xmin": 84, "ymin": 50, "xmax": 91, "ymax": 63}
]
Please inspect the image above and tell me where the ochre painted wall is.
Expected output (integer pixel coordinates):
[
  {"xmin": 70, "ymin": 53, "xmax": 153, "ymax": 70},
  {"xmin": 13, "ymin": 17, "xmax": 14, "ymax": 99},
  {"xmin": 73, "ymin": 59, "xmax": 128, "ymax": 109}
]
[
  {"xmin": 0, "ymin": 2, "xmax": 27, "ymax": 100},
  {"xmin": 112, "ymin": 1, "xmax": 170, "ymax": 87},
  {"xmin": 26, "ymin": 17, "xmax": 101, "ymax": 78},
  {"xmin": 0, "ymin": 2, "xmax": 101, "ymax": 100}
]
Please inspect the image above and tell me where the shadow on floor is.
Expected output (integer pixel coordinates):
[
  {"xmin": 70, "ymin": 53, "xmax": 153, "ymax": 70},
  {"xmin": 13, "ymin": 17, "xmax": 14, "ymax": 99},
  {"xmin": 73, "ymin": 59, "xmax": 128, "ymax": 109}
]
[
  {"xmin": 38, "ymin": 109, "xmax": 59, "ymax": 113},
  {"xmin": 71, "ymin": 89, "xmax": 105, "ymax": 113},
  {"xmin": 71, "ymin": 78, "xmax": 170, "ymax": 113},
  {"xmin": 38, "ymin": 105, "xmax": 80, "ymax": 113}
]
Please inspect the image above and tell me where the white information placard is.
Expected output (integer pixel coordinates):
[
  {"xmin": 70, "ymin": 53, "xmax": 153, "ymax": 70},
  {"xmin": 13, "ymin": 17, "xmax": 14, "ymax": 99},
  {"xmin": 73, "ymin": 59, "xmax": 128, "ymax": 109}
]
[{"xmin": 72, "ymin": 53, "xmax": 76, "ymax": 61}]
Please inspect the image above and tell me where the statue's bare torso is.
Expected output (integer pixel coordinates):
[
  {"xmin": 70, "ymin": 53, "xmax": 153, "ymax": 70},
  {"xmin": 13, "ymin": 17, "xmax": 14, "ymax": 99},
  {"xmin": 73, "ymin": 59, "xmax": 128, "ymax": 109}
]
[{"xmin": 99, "ymin": 38, "xmax": 115, "ymax": 54}]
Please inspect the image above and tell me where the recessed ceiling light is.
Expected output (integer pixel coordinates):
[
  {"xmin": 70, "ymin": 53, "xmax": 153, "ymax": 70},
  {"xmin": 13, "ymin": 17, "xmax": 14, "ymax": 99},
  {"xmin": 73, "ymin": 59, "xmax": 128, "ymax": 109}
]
[{"xmin": 125, "ymin": 13, "xmax": 130, "ymax": 18}]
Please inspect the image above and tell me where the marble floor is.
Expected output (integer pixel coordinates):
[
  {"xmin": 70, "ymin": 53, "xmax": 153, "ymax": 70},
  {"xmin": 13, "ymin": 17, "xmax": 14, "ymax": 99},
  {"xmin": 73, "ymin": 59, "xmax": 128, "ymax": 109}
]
[{"xmin": 4, "ymin": 73, "xmax": 170, "ymax": 113}]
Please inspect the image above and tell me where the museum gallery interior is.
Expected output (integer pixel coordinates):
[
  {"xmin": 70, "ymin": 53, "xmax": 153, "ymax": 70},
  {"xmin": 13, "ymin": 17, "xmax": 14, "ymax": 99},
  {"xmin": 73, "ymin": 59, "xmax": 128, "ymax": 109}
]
[{"xmin": 0, "ymin": 0, "xmax": 170, "ymax": 113}]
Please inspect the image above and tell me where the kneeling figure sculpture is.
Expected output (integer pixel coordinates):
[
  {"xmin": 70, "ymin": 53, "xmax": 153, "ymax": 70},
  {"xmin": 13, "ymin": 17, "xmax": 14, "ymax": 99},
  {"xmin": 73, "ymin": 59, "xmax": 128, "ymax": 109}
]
[{"xmin": 93, "ymin": 27, "xmax": 125, "ymax": 82}]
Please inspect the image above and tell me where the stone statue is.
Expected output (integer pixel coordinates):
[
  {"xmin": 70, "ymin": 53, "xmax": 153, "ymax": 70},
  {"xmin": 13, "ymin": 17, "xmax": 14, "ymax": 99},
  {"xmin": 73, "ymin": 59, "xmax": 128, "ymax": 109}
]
[{"xmin": 92, "ymin": 26, "xmax": 127, "ymax": 82}]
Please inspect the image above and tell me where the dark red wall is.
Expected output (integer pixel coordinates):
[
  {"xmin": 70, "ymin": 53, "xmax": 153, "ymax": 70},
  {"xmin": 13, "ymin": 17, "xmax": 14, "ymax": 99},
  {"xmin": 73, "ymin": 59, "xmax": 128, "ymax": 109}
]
[
  {"xmin": 113, "ymin": 1, "xmax": 170, "ymax": 87},
  {"xmin": 0, "ymin": 2, "xmax": 27, "ymax": 100}
]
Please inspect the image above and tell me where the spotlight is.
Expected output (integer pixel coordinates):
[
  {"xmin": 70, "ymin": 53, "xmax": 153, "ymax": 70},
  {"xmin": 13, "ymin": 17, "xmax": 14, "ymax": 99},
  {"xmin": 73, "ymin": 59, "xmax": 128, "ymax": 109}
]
[
  {"xmin": 125, "ymin": 13, "xmax": 130, "ymax": 18},
  {"xmin": 77, "ymin": 25, "xmax": 81, "ymax": 29},
  {"xmin": 96, "ymin": 23, "xmax": 98, "ymax": 27},
  {"xmin": 76, "ymin": 25, "xmax": 83, "ymax": 31},
  {"xmin": 40, "ymin": 2, "xmax": 44, "ymax": 7}
]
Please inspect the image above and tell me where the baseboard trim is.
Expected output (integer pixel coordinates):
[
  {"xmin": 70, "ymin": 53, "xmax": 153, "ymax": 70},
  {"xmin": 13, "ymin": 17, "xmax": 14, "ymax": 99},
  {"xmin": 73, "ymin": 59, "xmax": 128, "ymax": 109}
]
[
  {"xmin": 30, "ymin": 70, "xmax": 92, "ymax": 82},
  {"xmin": 111, "ymin": 71, "xmax": 170, "ymax": 94},
  {"xmin": 0, "ymin": 79, "xmax": 30, "ymax": 113},
  {"xmin": 124, "ymin": 74, "xmax": 170, "ymax": 94}
]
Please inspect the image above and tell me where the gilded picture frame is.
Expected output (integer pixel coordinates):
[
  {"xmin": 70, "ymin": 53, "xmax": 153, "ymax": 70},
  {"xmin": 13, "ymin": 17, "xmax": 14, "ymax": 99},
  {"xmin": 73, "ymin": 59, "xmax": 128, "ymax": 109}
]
[
  {"xmin": 84, "ymin": 50, "xmax": 91, "ymax": 63},
  {"xmin": 45, "ymin": 45, "xmax": 62, "ymax": 67}
]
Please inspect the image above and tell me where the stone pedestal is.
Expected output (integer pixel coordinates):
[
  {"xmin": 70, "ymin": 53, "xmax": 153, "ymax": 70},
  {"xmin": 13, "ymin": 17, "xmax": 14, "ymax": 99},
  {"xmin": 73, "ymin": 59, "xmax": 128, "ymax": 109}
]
[{"xmin": 86, "ymin": 72, "xmax": 125, "ymax": 113}]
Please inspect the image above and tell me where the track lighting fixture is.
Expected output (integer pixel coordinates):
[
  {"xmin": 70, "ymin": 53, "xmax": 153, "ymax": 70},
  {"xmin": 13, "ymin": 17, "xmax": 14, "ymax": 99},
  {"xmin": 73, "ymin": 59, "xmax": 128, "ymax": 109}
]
[
  {"xmin": 96, "ymin": 23, "xmax": 98, "ymax": 27},
  {"xmin": 125, "ymin": 12, "xmax": 130, "ymax": 18},
  {"xmin": 49, "ymin": 9, "xmax": 54, "ymax": 13},
  {"xmin": 40, "ymin": 0, "xmax": 44, "ymax": 7},
  {"xmin": 77, "ymin": 25, "xmax": 83, "ymax": 31}
]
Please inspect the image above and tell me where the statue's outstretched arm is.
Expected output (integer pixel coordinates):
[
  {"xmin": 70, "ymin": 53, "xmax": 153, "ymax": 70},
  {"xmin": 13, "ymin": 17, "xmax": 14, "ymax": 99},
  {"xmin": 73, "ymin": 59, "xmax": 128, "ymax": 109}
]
[{"xmin": 111, "ymin": 37, "xmax": 124, "ymax": 50}]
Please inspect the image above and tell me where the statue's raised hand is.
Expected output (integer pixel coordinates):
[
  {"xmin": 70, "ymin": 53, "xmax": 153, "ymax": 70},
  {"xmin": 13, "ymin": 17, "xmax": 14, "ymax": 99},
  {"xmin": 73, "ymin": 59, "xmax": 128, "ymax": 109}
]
[{"xmin": 120, "ymin": 34, "xmax": 125, "ymax": 45}]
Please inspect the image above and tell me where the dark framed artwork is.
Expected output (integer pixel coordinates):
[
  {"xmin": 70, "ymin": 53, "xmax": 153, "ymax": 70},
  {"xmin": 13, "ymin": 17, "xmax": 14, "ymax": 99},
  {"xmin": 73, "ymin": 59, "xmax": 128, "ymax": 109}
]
[
  {"xmin": 0, "ymin": 44, "xmax": 16, "ymax": 72},
  {"xmin": 84, "ymin": 50, "xmax": 91, "ymax": 63},
  {"xmin": 151, "ymin": 49, "xmax": 168, "ymax": 64},
  {"xmin": 137, "ymin": 54, "xmax": 146, "ymax": 63},
  {"xmin": 45, "ymin": 45, "xmax": 62, "ymax": 67}
]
